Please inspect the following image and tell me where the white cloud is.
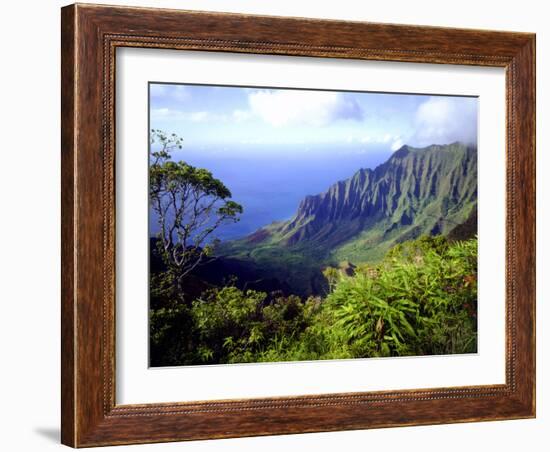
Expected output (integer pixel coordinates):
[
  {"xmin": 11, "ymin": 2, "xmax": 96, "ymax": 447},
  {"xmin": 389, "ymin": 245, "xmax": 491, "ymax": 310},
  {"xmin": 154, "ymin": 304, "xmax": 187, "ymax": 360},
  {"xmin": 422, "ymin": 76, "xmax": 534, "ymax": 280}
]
[
  {"xmin": 241, "ymin": 138, "xmax": 263, "ymax": 145},
  {"xmin": 412, "ymin": 96, "xmax": 477, "ymax": 146},
  {"xmin": 189, "ymin": 111, "xmax": 209, "ymax": 122},
  {"xmin": 247, "ymin": 90, "xmax": 363, "ymax": 127},
  {"xmin": 150, "ymin": 84, "xmax": 189, "ymax": 102},
  {"xmin": 390, "ymin": 137, "xmax": 404, "ymax": 151},
  {"xmin": 232, "ymin": 109, "xmax": 251, "ymax": 122},
  {"xmin": 358, "ymin": 133, "xmax": 402, "ymax": 149},
  {"xmin": 151, "ymin": 107, "xmax": 171, "ymax": 117},
  {"xmin": 381, "ymin": 133, "xmax": 392, "ymax": 143},
  {"xmin": 150, "ymin": 108, "xmax": 227, "ymax": 122}
]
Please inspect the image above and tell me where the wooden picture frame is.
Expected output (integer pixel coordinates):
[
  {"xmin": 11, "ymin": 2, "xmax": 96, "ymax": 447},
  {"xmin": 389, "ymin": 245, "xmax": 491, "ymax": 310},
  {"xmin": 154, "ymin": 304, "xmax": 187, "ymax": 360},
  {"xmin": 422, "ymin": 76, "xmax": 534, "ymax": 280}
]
[{"xmin": 61, "ymin": 3, "xmax": 536, "ymax": 447}]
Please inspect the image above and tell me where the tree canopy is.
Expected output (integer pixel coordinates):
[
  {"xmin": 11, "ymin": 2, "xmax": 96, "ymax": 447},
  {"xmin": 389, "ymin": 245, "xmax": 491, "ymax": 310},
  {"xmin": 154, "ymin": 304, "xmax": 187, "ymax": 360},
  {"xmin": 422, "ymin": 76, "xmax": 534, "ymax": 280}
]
[{"xmin": 149, "ymin": 129, "xmax": 243, "ymax": 287}]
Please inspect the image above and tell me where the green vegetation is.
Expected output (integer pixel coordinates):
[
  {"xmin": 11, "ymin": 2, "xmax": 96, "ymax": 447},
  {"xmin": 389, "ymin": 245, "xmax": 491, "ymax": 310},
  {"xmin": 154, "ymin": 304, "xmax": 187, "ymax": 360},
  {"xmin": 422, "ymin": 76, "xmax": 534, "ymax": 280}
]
[
  {"xmin": 149, "ymin": 129, "xmax": 242, "ymax": 293},
  {"xmin": 218, "ymin": 142, "xmax": 477, "ymax": 296},
  {"xmin": 148, "ymin": 131, "xmax": 478, "ymax": 366},
  {"xmin": 150, "ymin": 235, "xmax": 477, "ymax": 366}
]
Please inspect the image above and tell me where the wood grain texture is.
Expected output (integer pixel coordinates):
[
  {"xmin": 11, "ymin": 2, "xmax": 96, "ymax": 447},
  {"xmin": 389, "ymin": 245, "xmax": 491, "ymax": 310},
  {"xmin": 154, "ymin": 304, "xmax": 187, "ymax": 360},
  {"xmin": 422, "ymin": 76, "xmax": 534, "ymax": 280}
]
[
  {"xmin": 60, "ymin": 5, "xmax": 76, "ymax": 447},
  {"xmin": 60, "ymin": 3, "xmax": 536, "ymax": 447}
]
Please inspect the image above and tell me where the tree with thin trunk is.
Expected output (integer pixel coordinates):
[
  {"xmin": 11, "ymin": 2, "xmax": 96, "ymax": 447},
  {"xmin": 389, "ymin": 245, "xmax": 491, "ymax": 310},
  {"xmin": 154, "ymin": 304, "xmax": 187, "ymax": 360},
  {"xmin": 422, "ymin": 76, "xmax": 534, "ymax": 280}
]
[{"xmin": 150, "ymin": 129, "xmax": 243, "ymax": 292}]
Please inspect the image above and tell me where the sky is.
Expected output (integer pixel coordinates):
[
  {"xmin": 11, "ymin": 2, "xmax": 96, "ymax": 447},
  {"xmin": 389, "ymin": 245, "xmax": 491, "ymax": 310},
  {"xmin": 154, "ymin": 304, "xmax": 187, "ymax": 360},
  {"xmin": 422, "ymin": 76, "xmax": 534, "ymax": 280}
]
[
  {"xmin": 149, "ymin": 83, "xmax": 478, "ymax": 156},
  {"xmin": 148, "ymin": 83, "xmax": 478, "ymax": 241}
]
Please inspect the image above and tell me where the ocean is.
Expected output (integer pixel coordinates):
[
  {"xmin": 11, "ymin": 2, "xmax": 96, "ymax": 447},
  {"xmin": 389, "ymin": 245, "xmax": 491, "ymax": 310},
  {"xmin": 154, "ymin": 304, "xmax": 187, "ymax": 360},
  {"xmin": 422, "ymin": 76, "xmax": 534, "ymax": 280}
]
[{"xmin": 149, "ymin": 144, "xmax": 392, "ymax": 242}]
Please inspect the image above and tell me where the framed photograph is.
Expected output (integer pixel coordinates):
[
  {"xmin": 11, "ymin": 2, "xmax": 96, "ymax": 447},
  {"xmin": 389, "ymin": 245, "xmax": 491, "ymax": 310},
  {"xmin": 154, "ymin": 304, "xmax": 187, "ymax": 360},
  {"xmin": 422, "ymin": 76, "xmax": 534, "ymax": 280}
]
[{"xmin": 61, "ymin": 3, "xmax": 535, "ymax": 447}]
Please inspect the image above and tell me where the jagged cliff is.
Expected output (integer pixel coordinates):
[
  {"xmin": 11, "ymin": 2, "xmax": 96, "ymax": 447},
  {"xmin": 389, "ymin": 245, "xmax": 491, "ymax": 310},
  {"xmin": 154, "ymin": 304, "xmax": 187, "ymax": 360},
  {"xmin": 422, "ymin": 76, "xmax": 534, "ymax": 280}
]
[
  {"xmin": 275, "ymin": 142, "xmax": 476, "ymax": 248},
  {"xmin": 219, "ymin": 142, "xmax": 477, "ymax": 294}
]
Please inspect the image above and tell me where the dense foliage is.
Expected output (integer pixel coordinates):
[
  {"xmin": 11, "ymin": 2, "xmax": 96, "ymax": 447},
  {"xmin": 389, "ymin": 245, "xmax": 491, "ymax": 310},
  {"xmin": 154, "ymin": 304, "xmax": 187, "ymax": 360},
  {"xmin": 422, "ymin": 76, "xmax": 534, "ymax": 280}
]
[{"xmin": 150, "ymin": 235, "xmax": 477, "ymax": 366}]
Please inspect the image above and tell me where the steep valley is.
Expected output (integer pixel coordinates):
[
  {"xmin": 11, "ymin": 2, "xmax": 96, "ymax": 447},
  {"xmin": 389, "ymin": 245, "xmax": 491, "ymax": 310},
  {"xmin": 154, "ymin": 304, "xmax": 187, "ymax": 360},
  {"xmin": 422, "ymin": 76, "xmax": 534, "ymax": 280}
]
[{"xmin": 216, "ymin": 142, "xmax": 478, "ymax": 296}]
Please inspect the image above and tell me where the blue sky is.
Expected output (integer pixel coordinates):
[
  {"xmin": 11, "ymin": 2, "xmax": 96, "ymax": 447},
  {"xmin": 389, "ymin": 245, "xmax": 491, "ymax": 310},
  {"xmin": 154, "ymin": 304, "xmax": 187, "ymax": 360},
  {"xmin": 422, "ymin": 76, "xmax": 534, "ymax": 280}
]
[
  {"xmin": 149, "ymin": 83, "xmax": 478, "ymax": 156},
  {"xmin": 148, "ymin": 83, "xmax": 478, "ymax": 240}
]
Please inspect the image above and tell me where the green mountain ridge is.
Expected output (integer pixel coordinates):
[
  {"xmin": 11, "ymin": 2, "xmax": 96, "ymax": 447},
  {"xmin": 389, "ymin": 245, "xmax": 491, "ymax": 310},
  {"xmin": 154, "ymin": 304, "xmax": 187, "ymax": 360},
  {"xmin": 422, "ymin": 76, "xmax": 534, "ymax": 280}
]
[{"xmin": 218, "ymin": 142, "xmax": 477, "ymax": 295}]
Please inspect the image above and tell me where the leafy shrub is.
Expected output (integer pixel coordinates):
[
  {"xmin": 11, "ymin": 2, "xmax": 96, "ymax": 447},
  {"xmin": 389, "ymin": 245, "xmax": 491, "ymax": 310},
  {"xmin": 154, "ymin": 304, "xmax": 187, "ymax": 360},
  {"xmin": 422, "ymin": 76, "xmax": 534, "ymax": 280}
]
[
  {"xmin": 188, "ymin": 287, "xmax": 322, "ymax": 364},
  {"xmin": 321, "ymin": 236, "xmax": 477, "ymax": 358},
  {"xmin": 149, "ymin": 235, "xmax": 477, "ymax": 366}
]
